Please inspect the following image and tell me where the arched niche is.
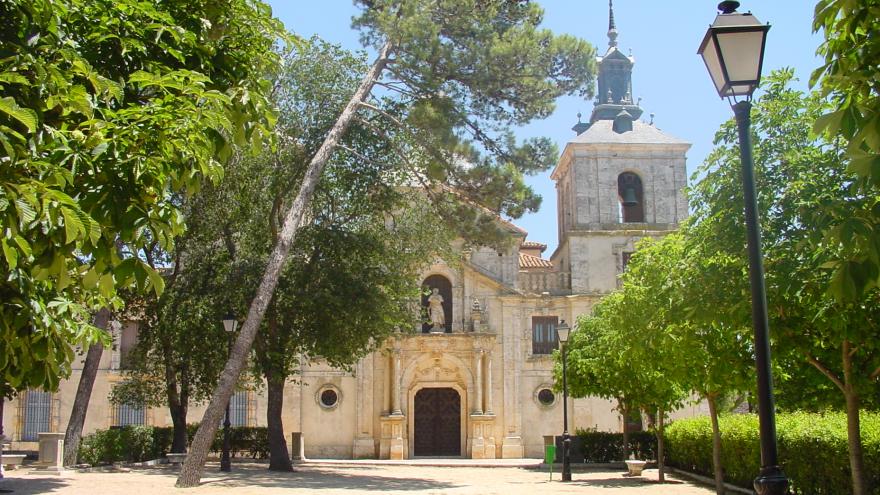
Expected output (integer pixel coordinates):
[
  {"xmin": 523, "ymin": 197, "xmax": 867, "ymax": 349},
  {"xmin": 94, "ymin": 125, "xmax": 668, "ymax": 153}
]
[{"xmin": 422, "ymin": 274, "xmax": 452, "ymax": 333}]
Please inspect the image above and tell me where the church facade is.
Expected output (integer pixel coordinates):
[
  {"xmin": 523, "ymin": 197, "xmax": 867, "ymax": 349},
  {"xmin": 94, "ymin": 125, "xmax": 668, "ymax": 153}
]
[{"xmin": 4, "ymin": 7, "xmax": 706, "ymax": 459}]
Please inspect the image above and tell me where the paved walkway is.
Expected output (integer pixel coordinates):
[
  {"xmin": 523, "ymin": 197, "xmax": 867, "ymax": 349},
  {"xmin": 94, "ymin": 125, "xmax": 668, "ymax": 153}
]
[{"xmin": 0, "ymin": 461, "xmax": 716, "ymax": 494}]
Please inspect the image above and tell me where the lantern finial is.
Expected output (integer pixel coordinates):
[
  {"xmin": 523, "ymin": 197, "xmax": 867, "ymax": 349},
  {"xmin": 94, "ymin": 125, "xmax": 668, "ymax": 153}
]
[{"xmin": 718, "ymin": 1, "xmax": 740, "ymax": 14}]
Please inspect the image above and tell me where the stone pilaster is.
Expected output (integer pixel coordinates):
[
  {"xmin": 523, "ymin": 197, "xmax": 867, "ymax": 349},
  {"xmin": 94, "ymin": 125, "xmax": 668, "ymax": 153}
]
[
  {"xmin": 473, "ymin": 350, "xmax": 483, "ymax": 414},
  {"xmin": 390, "ymin": 349, "xmax": 402, "ymax": 415},
  {"xmin": 378, "ymin": 415, "xmax": 407, "ymax": 460},
  {"xmin": 485, "ymin": 351, "xmax": 494, "ymax": 415},
  {"xmin": 469, "ymin": 414, "xmax": 497, "ymax": 459}
]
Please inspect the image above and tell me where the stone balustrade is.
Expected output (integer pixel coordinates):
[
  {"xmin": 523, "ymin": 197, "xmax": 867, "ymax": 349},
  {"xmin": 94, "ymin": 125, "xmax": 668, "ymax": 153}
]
[{"xmin": 517, "ymin": 271, "xmax": 571, "ymax": 295}]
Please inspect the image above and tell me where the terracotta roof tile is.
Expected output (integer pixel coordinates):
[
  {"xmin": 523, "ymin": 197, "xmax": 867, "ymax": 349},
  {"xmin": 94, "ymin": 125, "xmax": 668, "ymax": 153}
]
[
  {"xmin": 519, "ymin": 252, "xmax": 554, "ymax": 269},
  {"xmin": 521, "ymin": 241, "xmax": 547, "ymax": 252}
]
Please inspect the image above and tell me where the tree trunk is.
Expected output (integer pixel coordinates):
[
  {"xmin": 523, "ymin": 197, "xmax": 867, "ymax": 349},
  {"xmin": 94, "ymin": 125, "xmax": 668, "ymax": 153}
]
[
  {"xmin": 1, "ymin": 397, "xmax": 5, "ymax": 479},
  {"xmin": 63, "ymin": 308, "xmax": 111, "ymax": 466},
  {"xmin": 842, "ymin": 343, "xmax": 867, "ymax": 495},
  {"xmin": 169, "ymin": 399, "xmax": 189, "ymax": 454},
  {"xmin": 163, "ymin": 337, "xmax": 189, "ymax": 454},
  {"xmin": 656, "ymin": 409, "xmax": 665, "ymax": 483},
  {"xmin": 175, "ymin": 41, "xmax": 394, "ymax": 488},
  {"xmin": 266, "ymin": 374, "xmax": 291, "ymax": 471},
  {"xmin": 620, "ymin": 399, "xmax": 631, "ymax": 460},
  {"xmin": 707, "ymin": 394, "xmax": 725, "ymax": 495}
]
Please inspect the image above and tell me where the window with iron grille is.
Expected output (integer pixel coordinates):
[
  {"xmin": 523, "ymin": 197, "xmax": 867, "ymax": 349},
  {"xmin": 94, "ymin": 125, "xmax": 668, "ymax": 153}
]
[
  {"xmin": 532, "ymin": 316, "xmax": 559, "ymax": 355},
  {"xmin": 229, "ymin": 391, "xmax": 249, "ymax": 427},
  {"xmin": 116, "ymin": 402, "xmax": 145, "ymax": 426},
  {"xmin": 21, "ymin": 390, "xmax": 51, "ymax": 441}
]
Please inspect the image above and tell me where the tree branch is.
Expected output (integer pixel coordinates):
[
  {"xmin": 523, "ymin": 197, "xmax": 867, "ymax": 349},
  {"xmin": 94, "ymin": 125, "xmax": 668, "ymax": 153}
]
[
  {"xmin": 870, "ymin": 366, "xmax": 880, "ymax": 381},
  {"xmin": 357, "ymin": 101, "xmax": 406, "ymax": 128},
  {"xmin": 806, "ymin": 354, "xmax": 846, "ymax": 393}
]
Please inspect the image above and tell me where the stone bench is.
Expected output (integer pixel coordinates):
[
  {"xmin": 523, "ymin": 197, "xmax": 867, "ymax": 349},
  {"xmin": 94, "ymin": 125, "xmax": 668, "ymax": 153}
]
[
  {"xmin": 165, "ymin": 453, "xmax": 187, "ymax": 465},
  {"xmin": 2, "ymin": 454, "xmax": 26, "ymax": 470}
]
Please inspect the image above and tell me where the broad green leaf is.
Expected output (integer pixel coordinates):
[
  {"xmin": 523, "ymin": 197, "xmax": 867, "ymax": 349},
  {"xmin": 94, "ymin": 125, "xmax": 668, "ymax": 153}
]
[
  {"xmin": 60, "ymin": 207, "xmax": 85, "ymax": 244},
  {"xmin": 0, "ymin": 72, "xmax": 29, "ymax": 85},
  {"xmin": 1, "ymin": 239, "xmax": 18, "ymax": 269},
  {"xmin": 0, "ymin": 97, "xmax": 37, "ymax": 133}
]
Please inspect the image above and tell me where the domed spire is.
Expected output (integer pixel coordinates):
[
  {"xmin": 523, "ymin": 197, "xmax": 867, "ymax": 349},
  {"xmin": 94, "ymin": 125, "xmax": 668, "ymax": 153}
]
[
  {"xmin": 590, "ymin": 0, "xmax": 643, "ymax": 123},
  {"xmin": 607, "ymin": 0, "xmax": 618, "ymax": 48}
]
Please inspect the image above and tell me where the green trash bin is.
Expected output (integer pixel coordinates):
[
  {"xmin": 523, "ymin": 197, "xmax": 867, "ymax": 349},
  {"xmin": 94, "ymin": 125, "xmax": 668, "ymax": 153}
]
[{"xmin": 544, "ymin": 444, "xmax": 556, "ymax": 480}]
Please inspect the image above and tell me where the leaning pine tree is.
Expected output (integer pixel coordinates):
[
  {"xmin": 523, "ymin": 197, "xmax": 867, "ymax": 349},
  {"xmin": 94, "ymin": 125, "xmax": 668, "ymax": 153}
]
[{"xmin": 176, "ymin": 0, "xmax": 596, "ymax": 486}]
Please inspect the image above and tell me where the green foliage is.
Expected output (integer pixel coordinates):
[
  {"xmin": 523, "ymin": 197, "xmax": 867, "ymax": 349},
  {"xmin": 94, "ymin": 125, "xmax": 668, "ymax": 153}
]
[
  {"xmin": 77, "ymin": 424, "xmax": 269, "ymax": 465},
  {"xmin": 562, "ymin": 237, "xmax": 690, "ymax": 424},
  {"xmin": 0, "ymin": 0, "xmax": 287, "ymax": 395},
  {"xmin": 574, "ymin": 429, "xmax": 657, "ymax": 463},
  {"xmin": 349, "ymin": 0, "xmax": 596, "ymax": 244},
  {"xmin": 811, "ymin": 0, "xmax": 880, "ymax": 301},
  {"xmin": 665, "ymin": 412, "xmax": 880, "ymax": 494},
  {"xmin": 78, "ymin": 425, "xmax": 162, "ymax": 465}
]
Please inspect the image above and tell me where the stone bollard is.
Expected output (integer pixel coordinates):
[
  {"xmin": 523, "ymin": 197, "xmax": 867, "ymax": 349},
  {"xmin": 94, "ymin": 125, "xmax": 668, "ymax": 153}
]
[
  {"xmin": 33, "ymin": 432, "xmax": 65, "ymax": 474},
  {"xmin": 290, "ymin": 432, "xmax": 305, "ymax": 461}
]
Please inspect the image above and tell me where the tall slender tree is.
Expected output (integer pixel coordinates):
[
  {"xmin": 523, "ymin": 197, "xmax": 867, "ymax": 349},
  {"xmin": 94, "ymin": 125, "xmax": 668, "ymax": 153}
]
[{"xmin": 177, "ymin": 1, "xmax": 596, "ymax": 486}]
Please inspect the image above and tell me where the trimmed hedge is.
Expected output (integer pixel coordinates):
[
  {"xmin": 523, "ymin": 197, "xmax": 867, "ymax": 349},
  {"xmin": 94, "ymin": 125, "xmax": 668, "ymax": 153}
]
[
  {"xmin": 77, "ymin": 424, "xmax": 269, "ymax": 465},
  {"xmin": 573, "ymin": 429, "xmax": 657, "ymax": 463},
  {"xmin": 664, "ymin": 412, "xmax": 880, "ymax": 495}
]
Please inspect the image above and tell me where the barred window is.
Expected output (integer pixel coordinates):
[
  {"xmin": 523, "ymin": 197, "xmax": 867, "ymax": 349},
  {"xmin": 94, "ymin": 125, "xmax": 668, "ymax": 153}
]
[
  {"xmin": 116, "ymin": 402, "xmax": 145, "ymax": 426},
  {"xmin": 229, "ymin": 391, "xmax": 249, "ymax": 427},
  {"xmin": 532, "ymin": 316, "xmax": 559, "ymax": 355},
  {"xmin": 22, "ymin": 390, "xmax": 52, "ymax": 441}
]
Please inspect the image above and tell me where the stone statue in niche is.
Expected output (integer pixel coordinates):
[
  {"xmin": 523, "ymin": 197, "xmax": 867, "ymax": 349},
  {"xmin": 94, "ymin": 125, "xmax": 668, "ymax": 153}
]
[{"xmin": 428, "ymin": 288, "xmax": 445, "ymax": 332}]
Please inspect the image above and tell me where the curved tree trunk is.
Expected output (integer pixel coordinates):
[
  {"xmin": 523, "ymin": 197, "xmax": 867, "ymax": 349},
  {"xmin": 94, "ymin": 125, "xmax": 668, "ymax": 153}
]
[
  {"xmin": 175, "ymin": 41, "xmax": 393, "ymax": 488},
  {"xmin": 707, "ymin": 394, "xmax": 725, "ymax": 495},
  {"xmin": 266, "ymin": 374, "xmax": 291, "ymax": 471},
  {"xmin": 63, "ymin": 308, "xmax": 111, "ymax": 466}
]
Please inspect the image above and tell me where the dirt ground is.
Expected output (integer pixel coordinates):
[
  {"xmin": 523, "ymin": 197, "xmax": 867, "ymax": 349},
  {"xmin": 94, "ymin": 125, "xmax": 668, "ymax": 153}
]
[{"xmin": 0, "ymin": 461, "xmax": 718, "ymax": 494}]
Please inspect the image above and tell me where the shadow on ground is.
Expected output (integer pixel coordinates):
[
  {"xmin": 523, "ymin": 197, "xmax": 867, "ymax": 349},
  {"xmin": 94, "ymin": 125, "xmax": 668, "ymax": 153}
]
[
  {"xmin": 135, "ymin": 464, "xmax": 461, "ymax": 491},
  {"xmin": 568, "ymin": 477, "xmax": 686, "ymax": 488},
  {"xmin": 0, "ymin": 476, "xmax": 71, "ymax": 494}
]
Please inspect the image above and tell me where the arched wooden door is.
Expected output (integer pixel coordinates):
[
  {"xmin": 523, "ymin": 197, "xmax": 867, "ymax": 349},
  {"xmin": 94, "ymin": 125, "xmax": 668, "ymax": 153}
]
[{"xmin": 413, "ymin": 388, "xmax": 461, "ymax": 456}]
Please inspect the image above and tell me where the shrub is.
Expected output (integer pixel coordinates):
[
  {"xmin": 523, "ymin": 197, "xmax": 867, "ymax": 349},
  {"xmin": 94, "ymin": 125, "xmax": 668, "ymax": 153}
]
[
  {"xmin": 77, "ymin": 425, "xmax": 160, "ymax": 465},
  {"xmin": 664, "ymin": 412, "xmax": 880, "ymax": 495},
  {"xmin": 78, "ymin": 424, "xmax": 270, "ymax": 465},
  {"xmin": 573, "ymin": 429, "xmax": 657, "ymax": 462}
]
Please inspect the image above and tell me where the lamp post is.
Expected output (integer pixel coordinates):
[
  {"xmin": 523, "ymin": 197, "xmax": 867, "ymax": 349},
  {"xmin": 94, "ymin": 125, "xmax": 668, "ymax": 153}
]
[
  {"xmin": 220, "ymin": 313, "xmax": 238, "ymax": 473},
  {"xmin": 698, "ymin": 3, "xmax": 788, "ymax": 494},
  {"xmin": 557, "ymin": 320, "xmax": 572, "ymax": 482}
]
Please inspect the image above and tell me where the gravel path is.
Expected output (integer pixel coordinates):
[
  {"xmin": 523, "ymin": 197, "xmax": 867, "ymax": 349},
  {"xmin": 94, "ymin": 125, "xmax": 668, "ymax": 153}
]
[{"xmin": 1, "ymin": 462, "xmax": 716, "ymax": 494}]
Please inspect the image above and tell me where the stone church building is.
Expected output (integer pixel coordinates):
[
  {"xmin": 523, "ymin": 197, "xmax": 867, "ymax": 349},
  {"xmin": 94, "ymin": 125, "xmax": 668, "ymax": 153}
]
[{"xmin": 4, "ymin": 7, "xmax": 706, "ymax": 459}]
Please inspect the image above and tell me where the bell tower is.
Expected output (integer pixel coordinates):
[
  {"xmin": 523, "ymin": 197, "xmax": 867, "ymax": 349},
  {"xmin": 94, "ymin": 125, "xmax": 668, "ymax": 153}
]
[{"xmin": 550, "ymin": 0, "xmax": 690, "ymax": 293}]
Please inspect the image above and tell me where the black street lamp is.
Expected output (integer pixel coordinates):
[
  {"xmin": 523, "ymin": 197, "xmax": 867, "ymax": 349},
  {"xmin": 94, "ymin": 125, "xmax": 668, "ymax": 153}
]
[
  {"xmin": 220, "ymin": 313, "xmax": 238, "ymax": 473},
  {"xmin": 557, "ymin": 320, "xmax": 572, "ymax": 482},
  {"xmin": 698, "ymin": 3, "xmax": 788, "ymax": 494}
]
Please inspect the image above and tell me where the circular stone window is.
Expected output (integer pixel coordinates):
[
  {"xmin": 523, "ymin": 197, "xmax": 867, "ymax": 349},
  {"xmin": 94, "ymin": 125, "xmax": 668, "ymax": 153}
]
[
  {"xmin": 317, "ymin": 386, "xmax": 341, "ymax": 410},
  {"xmin": 320, "ymin": 389, "xmax": 338, "ymax": 408},
  {"xmin": 537, "ymin": 388, "xmax": 556, "ymax": 407}
]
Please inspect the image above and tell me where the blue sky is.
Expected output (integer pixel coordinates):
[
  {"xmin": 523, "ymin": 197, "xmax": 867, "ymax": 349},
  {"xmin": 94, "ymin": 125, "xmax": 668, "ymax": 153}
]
[{"xmin": 267, "ymin": 1, "xmax": 821, "ymax": 253}]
